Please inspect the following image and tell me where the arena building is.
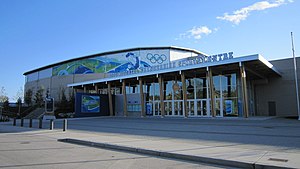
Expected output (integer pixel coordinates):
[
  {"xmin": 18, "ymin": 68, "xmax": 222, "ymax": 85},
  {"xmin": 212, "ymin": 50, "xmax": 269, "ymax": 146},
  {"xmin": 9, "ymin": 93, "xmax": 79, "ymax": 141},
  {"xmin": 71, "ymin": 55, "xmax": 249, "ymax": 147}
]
[{"xmin": 23, "ymin": 46, "xmax": 300, "ymax": 118}]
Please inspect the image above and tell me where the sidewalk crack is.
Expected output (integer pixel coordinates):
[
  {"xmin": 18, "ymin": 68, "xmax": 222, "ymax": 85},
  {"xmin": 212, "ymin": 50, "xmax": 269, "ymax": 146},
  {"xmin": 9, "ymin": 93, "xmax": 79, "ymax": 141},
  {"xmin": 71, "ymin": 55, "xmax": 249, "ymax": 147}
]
[{"xmin": 253, "ymin": 151, "xmax": 268, "ymax": 168}]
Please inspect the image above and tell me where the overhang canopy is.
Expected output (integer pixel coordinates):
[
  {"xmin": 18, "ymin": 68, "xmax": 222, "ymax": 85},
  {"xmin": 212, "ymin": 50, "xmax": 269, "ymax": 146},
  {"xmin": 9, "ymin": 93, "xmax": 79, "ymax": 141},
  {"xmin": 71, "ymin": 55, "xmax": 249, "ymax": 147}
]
[{"xmin": 68, "ymin": 54, "xmax": 281, "ymax": 88}]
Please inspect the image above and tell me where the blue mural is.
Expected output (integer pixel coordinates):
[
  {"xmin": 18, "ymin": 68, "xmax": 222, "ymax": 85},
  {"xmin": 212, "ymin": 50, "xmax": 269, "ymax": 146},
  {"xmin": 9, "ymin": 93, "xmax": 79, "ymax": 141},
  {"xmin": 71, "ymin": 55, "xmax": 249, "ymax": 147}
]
[
  {"xmin": 108, "ymin": 53, "xmax": 150, "ymax": 73},
  {"xmin": 52, "ymin": 51, "xmax": 167, "ymax": 76}
]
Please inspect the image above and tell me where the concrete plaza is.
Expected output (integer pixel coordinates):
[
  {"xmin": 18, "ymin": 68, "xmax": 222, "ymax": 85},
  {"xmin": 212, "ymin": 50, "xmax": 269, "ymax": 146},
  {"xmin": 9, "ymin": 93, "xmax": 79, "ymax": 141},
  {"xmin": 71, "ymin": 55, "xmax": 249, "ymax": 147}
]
[{"xmin": 1, "ymin": 117, "xmax": 300, "ymax": 168}]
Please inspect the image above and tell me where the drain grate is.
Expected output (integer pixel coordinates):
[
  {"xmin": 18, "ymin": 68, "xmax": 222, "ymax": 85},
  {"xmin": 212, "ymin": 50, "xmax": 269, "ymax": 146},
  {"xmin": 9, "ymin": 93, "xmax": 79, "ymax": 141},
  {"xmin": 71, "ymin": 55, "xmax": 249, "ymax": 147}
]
[{"xmin": 268, "ymin": 158, "xmax": 288, "ymax": 162}]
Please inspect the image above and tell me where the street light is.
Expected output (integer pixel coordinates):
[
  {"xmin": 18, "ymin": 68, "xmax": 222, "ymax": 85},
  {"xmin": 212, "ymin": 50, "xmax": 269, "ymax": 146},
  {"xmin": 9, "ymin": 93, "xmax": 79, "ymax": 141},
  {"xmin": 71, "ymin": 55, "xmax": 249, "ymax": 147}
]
[{"xmin": 291, "ymin": 32, "xmax": 300, "ymax": 120}]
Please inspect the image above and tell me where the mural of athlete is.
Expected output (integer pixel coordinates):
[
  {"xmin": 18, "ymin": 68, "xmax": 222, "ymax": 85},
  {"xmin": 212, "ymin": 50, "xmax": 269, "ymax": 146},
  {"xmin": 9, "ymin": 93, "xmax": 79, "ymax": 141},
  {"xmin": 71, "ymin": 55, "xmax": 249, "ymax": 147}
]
[{"xmin": 108, "ymin": 52, "xmax": 150, "ymax": 73}]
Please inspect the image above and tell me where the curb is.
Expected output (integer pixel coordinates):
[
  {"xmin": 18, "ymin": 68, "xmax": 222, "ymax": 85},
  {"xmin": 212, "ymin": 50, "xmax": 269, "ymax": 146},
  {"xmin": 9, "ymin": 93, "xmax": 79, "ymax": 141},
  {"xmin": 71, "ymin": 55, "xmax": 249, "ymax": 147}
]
[{"xmin": 58, "ymin": 138, "xmax": 294, "ymax": 169}]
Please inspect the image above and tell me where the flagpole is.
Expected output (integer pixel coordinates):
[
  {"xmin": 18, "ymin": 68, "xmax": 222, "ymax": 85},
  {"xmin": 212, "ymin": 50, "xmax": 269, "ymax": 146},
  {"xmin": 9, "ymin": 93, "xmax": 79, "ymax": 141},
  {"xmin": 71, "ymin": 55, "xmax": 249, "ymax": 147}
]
[{"xmin": 291, "ymin": 32, "xmax": 300, "ymax": 120}]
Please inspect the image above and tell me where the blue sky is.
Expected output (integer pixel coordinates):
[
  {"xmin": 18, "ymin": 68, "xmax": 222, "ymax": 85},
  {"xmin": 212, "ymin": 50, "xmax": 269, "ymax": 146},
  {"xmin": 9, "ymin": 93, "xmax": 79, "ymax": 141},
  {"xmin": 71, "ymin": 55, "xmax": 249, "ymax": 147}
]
[{"xmin": 0, "ymin": 0, "xmax": 299, "ymax": 101}]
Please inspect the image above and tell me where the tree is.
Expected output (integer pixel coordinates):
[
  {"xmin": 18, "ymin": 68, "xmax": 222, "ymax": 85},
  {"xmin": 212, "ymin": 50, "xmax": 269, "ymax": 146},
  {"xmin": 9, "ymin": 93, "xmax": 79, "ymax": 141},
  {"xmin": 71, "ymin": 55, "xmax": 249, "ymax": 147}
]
[
  {"xmin": 34, "ymin": 88, "xmax": 44, "ymax": 107},
  {"xmin": 68, "ymin": 89, "xmax": 75, "ymax": 112},
  {"xmin": 55, "ymin": 87, "xmax": 75, "ymax": 118},
  {"xmin": 3, "ymin": 98, "xmax": 9, "ymax": 112},
  {"xmin": 61, "ymin": 88, "xmax": 68, "ymax": 105},
  {"xmin": 0, "ymin": 87, "xmax": 9, "ymax": 103},
  {"xmin": 24, "ymin": 89, "xmax": 33, "ymax": 106},
  {"xmin": 13, "ymin": 87, "xmax": 24, "ymax": 103},
  {"xmin": 58, "ymin": 87, "xmax": 68, "ymax": 110},
  {"xmin": 17, "ymin": 97, "xmax": 22, "ymax": 116}
]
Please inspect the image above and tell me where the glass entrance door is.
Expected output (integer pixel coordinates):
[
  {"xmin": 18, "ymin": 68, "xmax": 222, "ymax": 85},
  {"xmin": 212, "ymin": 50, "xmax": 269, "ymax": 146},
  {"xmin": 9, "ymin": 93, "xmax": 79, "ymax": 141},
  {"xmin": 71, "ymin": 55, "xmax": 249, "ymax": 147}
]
[
  {"xmin": 188, "ymin": 99, "xmax": 209, "ymax": 117},
  {"xmin": 146, "ymin": 74, "xmax": 237, "ymax": 118},
  {"xmin": 153, "ymin": 101, "xmax": 160, "ymax": 116},
  {"xmin": 187, "ymin": 100, "xmax": 195, "ymax": 116},
  {"xmin": 196, "ymin": 99, "xmax": 209, "ymax": 116},
  {"xmin": 215, "ymin": 98, "xmax": 223, "ymax": 117},
  {"xmin": 173, "ymin": 100, "xmax": 183, "ymax": 116},
  {"xmin": 164, "ymin": 100, "xmax": 172, "ymax": 116}
]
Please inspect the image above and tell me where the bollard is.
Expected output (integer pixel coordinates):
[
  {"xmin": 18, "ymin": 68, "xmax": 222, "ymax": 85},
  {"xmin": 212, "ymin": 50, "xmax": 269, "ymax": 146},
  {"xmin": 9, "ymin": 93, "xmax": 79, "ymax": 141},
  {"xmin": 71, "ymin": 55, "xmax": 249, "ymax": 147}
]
[
  {"xmin": 13, "ymin": 118, "xmax": 16, "ymax": 126},
  {"xmin": 50, "ymin": 119, "xmax": 54, "ymax": 130},
  {"xmin": 39, "ymin": 118, "xmax": 43, "ymax": 129},
  {"xmin": 20, "ymin": 118, "xmax": 24, "ymax": 127},
  {"xmin": 63, "ymin": 119, "xmax": 67, "ymax": 132},
  {"xmin": 29, "ymin": 119, "xmax": 32, "ymax": 128}
]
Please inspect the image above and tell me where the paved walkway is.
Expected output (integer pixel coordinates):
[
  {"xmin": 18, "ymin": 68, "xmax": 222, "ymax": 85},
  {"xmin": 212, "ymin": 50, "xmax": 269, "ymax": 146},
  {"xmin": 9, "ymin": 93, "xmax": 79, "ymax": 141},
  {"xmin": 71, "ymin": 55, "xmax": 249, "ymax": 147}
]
[{"xmin": 1, "ymin": 117, "xmax": 300, "ymax": 168}]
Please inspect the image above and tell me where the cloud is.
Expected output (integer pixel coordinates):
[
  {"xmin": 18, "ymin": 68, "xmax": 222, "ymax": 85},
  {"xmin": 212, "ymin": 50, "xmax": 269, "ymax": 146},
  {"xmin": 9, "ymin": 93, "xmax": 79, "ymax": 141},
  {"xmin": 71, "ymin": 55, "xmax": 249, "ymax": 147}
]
[
  {"xmin": 216, "ymin": 0, "xmax": 293, "ymax": 25},
  {"xmin": 179, "ymin": 26, "xmax": 213, "ymax": 40}
]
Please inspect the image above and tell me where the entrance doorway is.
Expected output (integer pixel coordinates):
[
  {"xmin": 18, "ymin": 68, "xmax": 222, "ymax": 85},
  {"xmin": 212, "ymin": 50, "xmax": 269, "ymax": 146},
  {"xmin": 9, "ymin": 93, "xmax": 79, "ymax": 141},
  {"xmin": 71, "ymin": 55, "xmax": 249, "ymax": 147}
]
[
  {"xmin": 153, "ymin": 101, "xmax": 160, "ymax": 116},
  {"xmin": 188, "ymin": 99, "xmax": 210, "ymax": 117},
  {"xmin": 173, "ymin": 100, "xmax": 183, "ymax": 116},
  {"xmin": 149, "ymin": 74, "xmax": 237, "ymax": 117}
]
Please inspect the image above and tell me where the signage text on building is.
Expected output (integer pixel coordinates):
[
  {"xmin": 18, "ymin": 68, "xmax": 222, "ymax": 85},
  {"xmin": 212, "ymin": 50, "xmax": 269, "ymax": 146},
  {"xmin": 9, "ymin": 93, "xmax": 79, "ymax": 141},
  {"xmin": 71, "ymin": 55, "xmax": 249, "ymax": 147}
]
[{"xmin": 108, "ymin": 52, "xmax": 233, "ymax": 78}]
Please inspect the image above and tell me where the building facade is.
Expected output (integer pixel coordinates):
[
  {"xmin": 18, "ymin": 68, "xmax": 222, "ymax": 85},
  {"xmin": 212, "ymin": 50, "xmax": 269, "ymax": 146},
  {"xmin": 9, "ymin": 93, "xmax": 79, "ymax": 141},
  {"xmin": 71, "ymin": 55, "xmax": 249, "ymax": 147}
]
[{"xmin": 23, "ymin": 46, "xmax": 300, "ymax": 118}]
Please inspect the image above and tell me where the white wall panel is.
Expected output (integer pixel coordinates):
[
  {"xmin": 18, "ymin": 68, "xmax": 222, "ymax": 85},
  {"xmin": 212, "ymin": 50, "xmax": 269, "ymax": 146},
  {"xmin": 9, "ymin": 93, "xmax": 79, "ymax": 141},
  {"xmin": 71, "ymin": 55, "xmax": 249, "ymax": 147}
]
[{"xmin": 170, "ymin": 49, "xmax": 194, "ymax": 61}]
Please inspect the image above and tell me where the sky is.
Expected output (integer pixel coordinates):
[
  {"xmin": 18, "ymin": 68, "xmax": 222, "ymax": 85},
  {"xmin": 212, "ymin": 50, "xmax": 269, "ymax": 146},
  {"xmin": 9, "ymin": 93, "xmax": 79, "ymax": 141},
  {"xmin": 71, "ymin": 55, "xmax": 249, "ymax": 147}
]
[{"xmin": 0, "ymin": 0, "xmax": 299, "ymax": 101}]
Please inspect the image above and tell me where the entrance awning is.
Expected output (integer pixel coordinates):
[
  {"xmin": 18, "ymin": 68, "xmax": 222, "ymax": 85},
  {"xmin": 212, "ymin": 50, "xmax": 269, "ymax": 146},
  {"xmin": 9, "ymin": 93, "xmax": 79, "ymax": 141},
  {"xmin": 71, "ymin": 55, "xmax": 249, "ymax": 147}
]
[{"xmin": 68, "ymin": 54, "xmax": 281, "ymax": 88}]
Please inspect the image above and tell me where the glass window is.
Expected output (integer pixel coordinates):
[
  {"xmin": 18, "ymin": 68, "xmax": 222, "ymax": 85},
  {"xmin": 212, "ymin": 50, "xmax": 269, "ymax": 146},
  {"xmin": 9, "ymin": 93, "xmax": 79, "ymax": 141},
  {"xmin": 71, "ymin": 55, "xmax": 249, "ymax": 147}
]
[
  {"xmin": 115, "ymin": 88, "xmax": 121, "ymax": 94},
  {"xmin": 221, "ymin": 74, "xmax": 237, "ymax": 99},
  {"xmin": 99, "ymin": 89, "xmax": 107, "ymax": 94},
  {"xmin": 125, "ymin": 86, "xmax": 130, "ymax": 94},
  {"xmin": 222, "ymin": 73, "xmax": 238, "ymax": 117},
  {"xmin": 186, "ymin": 79, "xmax": 195, "ymax": 99},
  {"xmin": 213, "ymin": 76, "xmax": 221, "ymax": 98},
  {"xmin": 223, "ymin": 86, "xmax": 237, "ymax": 98},
  {"xmin": 195, "ymin": 77, "xmax": 207, "ymax": 99},
  {"xmin": 146, "ymin": 83, "xmax": 152, "ymax": 101},
  {"xmin": 213, "ymin": 76, "xmax": 221, "ymax": 90},
  {"xmin": 135, "ymin": 85, "xmax": 140, "ymax": 93},
  {"xmin": 231, "ymin": 74, "xmax": 237, "ymax": 86},
  {"xmin": 164, "ymin": 81, "xmax": 173, "ymax": 100},
  {"xmin": 154, "ymin": 83, "xmax": 160, "ymax": 101},
  {"xmin": 174, "ymin": 90, "xmax": 182, "ymax": 100},
  {"xmin": 173, "ymin": 80, "xmax": 182, "ymax": 100},
  {"xmin": 148, "ymin": 83, "xmax": 154, "ymax": 101}
]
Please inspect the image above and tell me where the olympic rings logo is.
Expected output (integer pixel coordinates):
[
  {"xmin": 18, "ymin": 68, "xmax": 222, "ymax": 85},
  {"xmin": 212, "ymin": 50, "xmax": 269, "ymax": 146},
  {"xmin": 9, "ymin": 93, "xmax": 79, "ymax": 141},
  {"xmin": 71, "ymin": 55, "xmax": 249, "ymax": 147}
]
[{"xmin": 146, "ymin": 53, "xmax": 167, "ymax": 64}]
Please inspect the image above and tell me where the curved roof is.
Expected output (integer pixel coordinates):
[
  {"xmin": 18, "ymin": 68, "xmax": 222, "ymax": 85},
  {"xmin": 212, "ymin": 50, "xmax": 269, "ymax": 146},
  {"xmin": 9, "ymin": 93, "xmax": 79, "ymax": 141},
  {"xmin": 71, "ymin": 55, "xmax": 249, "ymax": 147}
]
[{"xmin": 23, "ymin": 46, "xmax": 207, "ymax": 75}]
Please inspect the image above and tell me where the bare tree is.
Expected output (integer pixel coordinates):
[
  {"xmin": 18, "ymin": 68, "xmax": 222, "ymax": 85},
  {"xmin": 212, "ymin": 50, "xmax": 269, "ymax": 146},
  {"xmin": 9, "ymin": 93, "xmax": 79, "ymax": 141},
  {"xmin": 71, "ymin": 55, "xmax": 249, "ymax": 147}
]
[
  {"xmin": 0, "ymin": 87, "xmax": 9, "ymax": 103},
  {"xmin": 13, "ymin": 87, "xmax": 24, "ymax": 102}
]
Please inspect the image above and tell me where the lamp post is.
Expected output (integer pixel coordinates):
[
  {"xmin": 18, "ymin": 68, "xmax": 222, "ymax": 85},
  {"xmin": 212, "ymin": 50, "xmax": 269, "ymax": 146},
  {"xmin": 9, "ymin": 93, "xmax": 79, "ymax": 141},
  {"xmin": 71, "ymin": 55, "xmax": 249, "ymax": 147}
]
[{"xmin": 291, "ymin": 32, "xmax": 300, "ymax": 120}]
